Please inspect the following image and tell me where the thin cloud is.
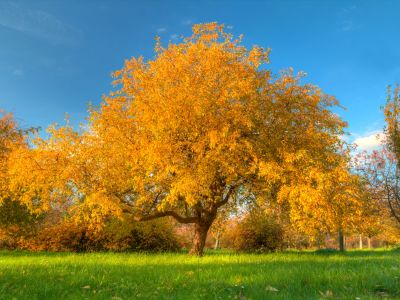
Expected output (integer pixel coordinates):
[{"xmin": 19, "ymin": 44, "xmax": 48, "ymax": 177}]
[
  {"xmin": 340, "ymin": 4, "xmax": 357, "ymax": 14},
  {"xmin": 156, "ymin": 27, "xmax": 167, "ymax": 33},
  {"xmin": 182, "ymin": 19, "xmax": 192, "ymax": 26},
  {"xmin": 0, "ymin": 1, "xmax": 82, "ymax": 45},
  {"xmin": 340, "ymin": 20, "xmax": 354, "ymax": 32},
  {"xmin": 338, "ymin": 4, "xmax": 358, "ymax": 32},
  {"xmin": 170, "ymin": 33, "xmax": 179, "ymax": 40},
  {"xmin": 353, "ymin": 131, "xmax": 384, "ymax": 151}
]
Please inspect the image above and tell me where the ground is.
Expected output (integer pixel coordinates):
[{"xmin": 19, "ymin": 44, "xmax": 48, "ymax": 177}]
[{"xmin": 0, "ymin": 249, "xmax": 399, "ymax": 299}]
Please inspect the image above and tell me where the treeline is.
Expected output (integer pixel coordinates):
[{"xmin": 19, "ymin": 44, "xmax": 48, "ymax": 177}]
[
  {"xmin": 1, "ymin": 23, "xmax": 400, "ymax": 255},
  {"xmin": 0, "ymin": 196, "xmax": 398, "ymax": 253}
]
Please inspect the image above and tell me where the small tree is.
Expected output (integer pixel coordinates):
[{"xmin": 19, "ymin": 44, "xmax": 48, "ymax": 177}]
[
  {"xmin": 382, "ymin": 84, "xmax": 400, "ymax": 223},
  {"xmin": 356, "ymin": 148, "xmax": 400, "ymax": 227},
  {"xmin": 279, "ymin": 160, "xmax": 374, "ymax": 251},
  {"xmin": 0, "ymin": 110, "xmax": 23, "ymax": 203}
]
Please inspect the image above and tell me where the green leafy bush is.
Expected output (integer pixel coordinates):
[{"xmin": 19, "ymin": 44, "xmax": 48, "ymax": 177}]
[
  {"xmin": 233, "ymin": 211, "xmax": 284, "ymax": 253},
  {"xmin": 127, "ymin": 219, "xmax": 180, "ymax": 252}
]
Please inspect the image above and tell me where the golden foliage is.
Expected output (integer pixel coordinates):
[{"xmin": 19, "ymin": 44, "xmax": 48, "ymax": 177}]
[
  {"xmin": 277, "ymin": 161, "xmax": 375, "ymax": 237},
  {"xmin": 7, "ymin": 23, "xmax": 350, "ymax": 254},
  {"xmin": 0, "ymin": 111, "xmax": 26, "ymax": 204}
]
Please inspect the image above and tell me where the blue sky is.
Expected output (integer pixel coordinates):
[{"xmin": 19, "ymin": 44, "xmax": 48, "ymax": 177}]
[{"xmin": 0, "ymin": 0, "xmax": 399, "ymax": 149}]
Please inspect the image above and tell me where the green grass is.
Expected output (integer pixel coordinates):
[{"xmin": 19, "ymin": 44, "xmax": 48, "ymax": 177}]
[{"xmin": 1, "ymin": 249, "xmax": 400, "ymax": 299}]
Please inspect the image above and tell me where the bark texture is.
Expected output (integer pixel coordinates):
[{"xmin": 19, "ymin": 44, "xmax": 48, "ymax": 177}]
[{"xmin": 189, "ymin": 222, "xmax": 211, "ymax": 256}]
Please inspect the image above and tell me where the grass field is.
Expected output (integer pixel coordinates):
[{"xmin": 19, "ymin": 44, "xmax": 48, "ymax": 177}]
[{"xmin": 0, "ymin": 249, "xmax": 399, "ymax": 299}]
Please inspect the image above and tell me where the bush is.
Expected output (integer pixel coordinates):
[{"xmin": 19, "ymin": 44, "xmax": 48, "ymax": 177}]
[
  {"xmin": 15, "ymin": 217, "xmax": 180, "ymax": 252},
  {"xmin": 103, "ymin": 218, "xmax": 180, "ymax": 252},
  {"xmin": 233, "ymin": 211, "xmax": 284, "ymax": 253},
  {"xmin": 127, "ymin": 219, "xmax": 180, "ymax": 252},
  {"xmin": 0, "ymin": 199, "xmax": 45, "ymax": 250},
  {"xmin": 0, "ymin": 199, "xmax": 43, "ymax": 229},
  {"xmin": 0, "ymin": 228, "xmax": 18, "ymax": 249},
  {"xmin": 18, "ymin": 221, "xmax": 106, "ymax": 252}
]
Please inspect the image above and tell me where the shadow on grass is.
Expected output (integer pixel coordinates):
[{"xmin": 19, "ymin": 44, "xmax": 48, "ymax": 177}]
[{"xmin": 0, "ymin": 247, "xmax": 396, "ymax": 260}]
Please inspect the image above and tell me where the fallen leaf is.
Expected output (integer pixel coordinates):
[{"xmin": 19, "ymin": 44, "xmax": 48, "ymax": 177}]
[
  {"xmin": 265, "ymin": 285, "xmax": 279, "ymax": 292},
  {"xmin": 319, "ymin": 289, "xmax": 333, "ymax": 298}
]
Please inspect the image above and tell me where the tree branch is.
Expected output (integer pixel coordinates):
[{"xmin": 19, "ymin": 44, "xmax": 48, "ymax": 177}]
[
  {"xmin": 215, "ymin": 185, "xmax": 236, "ymax": 209},
  {"xmin": 135, "ymin": 211, "xmax": 198, "ymax": 224}
]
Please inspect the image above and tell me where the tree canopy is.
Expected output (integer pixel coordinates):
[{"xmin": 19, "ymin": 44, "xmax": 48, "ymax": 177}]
[
  {"xmin": 0, "ymin": 111, "xmax": 26, "ymax": 203},
  {"xmin": 8, "ymin": 23, "xmax": 353, "ymax": 255}
]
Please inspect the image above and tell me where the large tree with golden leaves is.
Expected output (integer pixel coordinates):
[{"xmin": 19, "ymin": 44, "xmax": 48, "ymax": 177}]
[{"xmin": 9, "ymin": 23, "xmax": 347, "ymax": 255}]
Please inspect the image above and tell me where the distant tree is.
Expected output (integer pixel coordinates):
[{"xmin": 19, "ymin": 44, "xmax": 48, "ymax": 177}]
[
  {"xmin": 9, "ymin": 23, "xmax": 347, "ymax": 256},
  {"xmin": 356, "ymin": 148, "xmax": 400, "ymax": 224},
  {"xmin": 0, "ymin": 110, "xmax": 22, "ymax": 202},
  {"xmin": 0, "ymin": 110, "xmax": 34, "ymax": 204},
  {"xmin": 0, "ymin": 110, "xmax": 42, "ymax": 239},
  {"xmin": 382, "ymin": 84, "xmax": 400, "ymax": 223},
  {"xmin": 354, "ymin": 86, "xmax": 400, "ymax": 229},
  {"xmin": 279, "ymin": 159, "xmax": 375, "ymax": 251}
]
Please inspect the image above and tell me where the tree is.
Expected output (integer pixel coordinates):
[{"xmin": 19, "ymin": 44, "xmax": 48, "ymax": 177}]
[
  {"xmin": 0, "ymin": 110, "xmax": 26, "ymax": 203},
  {"xmin": 354, "ymin": 148, "xmax": 400, "ymax": 246},
  {"xmin": 0, "ymin": 111, "xmax": 44, "ymax": 240},
  {"xmin": 278, "ymin": 158, "xmax": 374, "ymax": 251},
  {"xmin": 9, "ymin": 23, "xmax": 346, "ymax": 256},
  {"xmin": 356, "ymin": 148, "xmax": 400, "ymax": 224},
  {"xmin": 381, "ymin": 84, "xmax": 400, "ymax": 223}
]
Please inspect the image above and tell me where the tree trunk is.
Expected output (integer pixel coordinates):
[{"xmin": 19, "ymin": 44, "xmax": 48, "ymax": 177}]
[
  {"xmin": 214, "ymin": 231, "xmax": 221, "ymax": 250},
  {"xmin": 189, "ymin": 223, "xmax": 210, "ymax": 256},
  {"xmin": 367, "ymin": 237, "xmax": 371, "ymax": 249},
  {"xmin": 359, "ymin": 234, "xmax": 363, "ymax": 249},
  {"xmin": 316, "ymin": 233, "xmax": 322, "ymax": 249},
  {"xmin": 338, "ymin": 229, "xmax": 345, "ymax": 252}
]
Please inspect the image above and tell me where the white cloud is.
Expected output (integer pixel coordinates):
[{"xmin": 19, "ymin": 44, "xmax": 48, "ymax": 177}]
[
  {"xmin": 353, "ymin": 131, "xmax": 384, "ymax": 151},
  {"xmin": 156, "ymin": 27, "xmax": 167, "ymax": 33},
  {"xmin": 170, "ymin": 33, "xmax": 179, "ymax": 40},
  {"xmin": 182, "ymin": 19, "xmax": 192, "ymax": 26},
  {"xmin": 0, "ymin": 1, "xmax": 81, "ymax": 45}
]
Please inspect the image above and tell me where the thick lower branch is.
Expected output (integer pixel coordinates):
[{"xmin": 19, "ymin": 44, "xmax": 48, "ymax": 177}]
[{"xmin": 135, "ymin": 211, "xmax": 198, "ymax": 224}]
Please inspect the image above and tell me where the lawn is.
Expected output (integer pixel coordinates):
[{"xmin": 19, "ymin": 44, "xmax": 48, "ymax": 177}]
[{"xmin": 0, "ymin": 249, "xmax": 399, "ymax": 299}]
